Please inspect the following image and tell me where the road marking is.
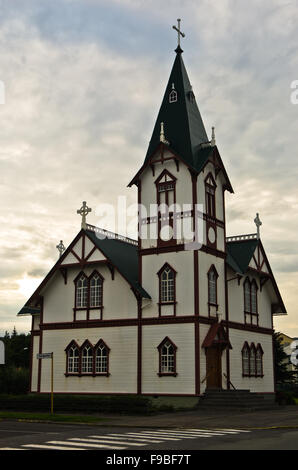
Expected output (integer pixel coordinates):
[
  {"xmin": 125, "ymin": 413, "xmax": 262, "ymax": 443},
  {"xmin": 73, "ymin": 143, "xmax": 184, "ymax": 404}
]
[
  {"xmin": 0, "ymin": 447, "xmax": 26, "ymax": 450},
  {"xmin": 22, "ymin": 444, "xmax": 86, "ymax": 450},
  {"xmin": 69, "ymin": 437, "xmax": 146, "ymax": 447},
  {"xmin": 47, "ymin": 440, "xmax": 126, "ymax": 450},
  {"xmin": 106, "ymin": 434, "xmax": 163, "ymax": 443},
  {"xmin": 134, "ymin": 432, "xmax": 181, "ymax": 440}
]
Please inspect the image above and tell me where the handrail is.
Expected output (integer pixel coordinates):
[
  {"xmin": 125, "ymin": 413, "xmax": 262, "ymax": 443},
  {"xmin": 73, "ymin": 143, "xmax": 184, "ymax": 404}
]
[
  {"xmin": 201, "ymin": 372, "xmax": 212, "ymax": 384},
  {"xmin": 223, "ymin": 373, "xmax": 237, "ymax": 391}
]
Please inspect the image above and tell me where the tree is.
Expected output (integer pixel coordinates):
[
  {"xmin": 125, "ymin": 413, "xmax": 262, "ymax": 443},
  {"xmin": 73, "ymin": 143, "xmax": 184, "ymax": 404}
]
[
  {"xmin": 0, "ymin": 328, "xmax": 31, "ymax": 368},
  {"xmin": 273, "ymin": 331, "xmax": 297, "ymax": 385}
]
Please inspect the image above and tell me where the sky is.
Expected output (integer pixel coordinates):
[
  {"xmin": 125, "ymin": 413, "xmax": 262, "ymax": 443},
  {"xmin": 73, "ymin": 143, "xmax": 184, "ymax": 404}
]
[{"xmin": 0, "ymin": 0, "xmax": 298, "ymax": 337}]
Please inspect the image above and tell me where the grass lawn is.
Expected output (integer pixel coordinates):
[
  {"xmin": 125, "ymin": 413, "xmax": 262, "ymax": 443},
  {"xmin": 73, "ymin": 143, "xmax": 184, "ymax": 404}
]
[{"xmin": 0, "ymin": 411, "xmax": 110, "ymax": 424}]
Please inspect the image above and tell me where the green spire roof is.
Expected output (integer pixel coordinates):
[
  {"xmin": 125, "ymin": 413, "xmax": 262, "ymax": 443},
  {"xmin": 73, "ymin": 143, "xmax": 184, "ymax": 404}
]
[{"xmin": 144, "ymin": 47, "xmax": 209, "ymax": 168}]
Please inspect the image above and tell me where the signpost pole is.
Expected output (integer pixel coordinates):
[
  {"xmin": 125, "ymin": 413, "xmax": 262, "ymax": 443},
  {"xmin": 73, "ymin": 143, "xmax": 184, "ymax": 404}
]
[{"xmin": 51, "ymin": 353, "xmax": 54, "ymax": 415}]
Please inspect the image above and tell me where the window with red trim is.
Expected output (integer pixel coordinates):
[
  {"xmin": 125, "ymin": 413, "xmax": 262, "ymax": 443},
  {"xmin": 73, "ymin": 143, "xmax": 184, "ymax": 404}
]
[
  {"xmin": 157, "ymin": 337, "xmax": 177, "ymax": 376},
  {"xmin": 243, "ymin": 278, "xmax": 259, "ymax": 325},
  {"xmin": 208, "ymin": 266, "xmax": 218, "ymax": 306},
  {"xmin": 242, "ymin": 342, "xmax": 264, "ymax": 377},
  {"xmin": 74, "ymin": 271, "xmax": 104, "ymax": 319},
  {"xmin": 65, "ymin": 339, "xmax": 110, "ymax": 377},
  {"xmin": 205, "ymin": 173, "xmax": 216, "ymax": 218}
]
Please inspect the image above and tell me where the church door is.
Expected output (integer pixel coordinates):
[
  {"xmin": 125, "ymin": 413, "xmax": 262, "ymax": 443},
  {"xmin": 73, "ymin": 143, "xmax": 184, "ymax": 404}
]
[{"xmin": 206, "ymin": 346, "xmax": 222, "ymax": 389}]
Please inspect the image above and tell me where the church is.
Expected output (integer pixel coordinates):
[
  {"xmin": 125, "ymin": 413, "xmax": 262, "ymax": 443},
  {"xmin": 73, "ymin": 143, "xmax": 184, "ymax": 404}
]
[{"xmin": 18, "ymin": 22, "xmax": 286, "ymax": 405}]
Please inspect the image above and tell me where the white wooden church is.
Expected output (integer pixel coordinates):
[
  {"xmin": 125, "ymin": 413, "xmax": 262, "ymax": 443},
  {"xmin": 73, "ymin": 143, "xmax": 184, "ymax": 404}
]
[{"xmin": 18, "ymin": 24, "xmax": 286, "ymax": 404}]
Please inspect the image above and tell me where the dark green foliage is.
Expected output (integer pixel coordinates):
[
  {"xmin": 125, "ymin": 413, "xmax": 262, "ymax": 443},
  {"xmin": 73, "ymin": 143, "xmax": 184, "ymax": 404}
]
[
  {"xmin": 0, "ymin": 394, "xmax": 154, "ymax": 415},
  {"xmin": 0, "ymin": 329, "xmax": 31, "ymax": 394},
  {"xmin": 273, "ymin": 332, "xmax": 298, "ymax": 385},
  {"xmin": 275, "ymin": 391, "xmax": 296, "ymax": 406},
  {"xmin": 0, "ymin": 366, "xmax": 29, "ymax": 394},
  {"xmin": 1, "ymin": 328, "xmax": 31, "ymax": 368}
]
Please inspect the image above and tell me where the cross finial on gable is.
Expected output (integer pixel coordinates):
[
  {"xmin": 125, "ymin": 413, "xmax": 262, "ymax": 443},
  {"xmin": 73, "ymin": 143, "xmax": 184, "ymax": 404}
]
[
  {"xmin": 254, "ymin": 213, "xmax": 262, "ymax": 239},
  {"xmin": 77, "ymin": 201, "xmax": 92, "ymax": 230},
  {"xmin": 56, "ymin": 240, "xmax": 65, "ymax": 258},
  {"xmin": 172, "ymin": 18, "xmax": 185, "ymax": 50}
]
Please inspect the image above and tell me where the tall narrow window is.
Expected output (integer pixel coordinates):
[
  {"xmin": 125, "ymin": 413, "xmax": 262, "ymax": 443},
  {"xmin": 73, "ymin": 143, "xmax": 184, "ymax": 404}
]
[
  {"xmin": 76, "ymin": 274, "xmax": 88, "ymax": 308},
  {"xmin": 250, "ymin": 344, "xmax": 256, "ymax": 376},
  {"xmin": 95, "ymin": 340, "xmax": 110, "ymax": 375},
  {"xmin": 205, "ymin": 173, "xmax": 216, "ymax": 218},
  {"xmin": 208, "ymin": 266, "xmax": 218, "ymax": 306},
  {"xmin": 90, "ymin": 273, "xmax": 103, "ymax": 307},
  {"xmin": 256, "ymin": 344, "xmax": 264, "ymax": 377},
  {"xmin": 155, "ymin": 170, "xmax": 177, "ymax": 246},
  {"xmin": 67, "ymin": 345, "xmax": 79, "ymax": 374},
  {"xmin": 65, "ymin": 341, "xmax": 80, "ymax": 375},
  {"xmin": 81, "ymin": 342, "xmax": 93, "ymax": 374},
  {"xmin": 158, "ymin": 337, "xmax": 177, "ymax": 376},
  {"xmin": 251, "ymin": 281, "xmax": 257, "ymax": 314},
  {"xmin": 242, "ymin": 343, "xmax": 250, "ymax": 377},
  {"xmin": 161, "ymin": 266, "xmax": 175, "ymax": 303},
  {"xmin": 244, "ymin": 278, "xmax": 259, "ymax": 325},
  {"xmin": 244, "ymin": 279, "xmax": 251, "ymax": 313}
]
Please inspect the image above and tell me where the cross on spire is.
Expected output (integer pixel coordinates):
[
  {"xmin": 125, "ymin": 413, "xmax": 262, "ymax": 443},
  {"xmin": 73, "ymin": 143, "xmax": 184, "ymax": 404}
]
[
  {"xmin": 254, "ymin": 213, "xmax": 262, "ymax": 239},
  {"xmin": 172, "ymin": 18, "xmax": 185, "ymax": 48},
  {"xmin": 56, "ymin": 240, "xmax": 65, "ymax": 258},
  {"xmin": 77, "ymin": 201, "xmax": 92, "ymax": 230}
]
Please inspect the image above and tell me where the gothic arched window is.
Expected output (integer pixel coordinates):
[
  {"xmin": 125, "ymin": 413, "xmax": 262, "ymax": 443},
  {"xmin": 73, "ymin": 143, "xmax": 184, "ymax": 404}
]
[
  {"xmin": 242, "ymin": 342, "xmax": 250, "ymax": 377},
  {"xmin": 244, "ymin": 278, "xmax": 259, "ymax": 325},
  {"xmin": 208, "ymin": 266, "xmax": 218, "ymax": 306},
  {"xmin": 81, "ymin": 341, "xmax": 93, "ymax": 374},
  {"xmin": 95, "ymin": 339, "xmax": 110, "ymax": 376},
  {"xmin": 256, "ymin": 344, "xmax": 264, "ymax": 377},
  {"xmin": 76, "ymin": 273, "xmax": 88, "ymax": 308},
  {"xmin": 90, "ymin": 272, "xmax": 103, "ymax": 308},
  {"xmin": 158, "ymin": 337, "xmax": 177, "ymax": 376},
  {"xmin": 205, "ymin": 173, "xmax": 216, "ymax": 218},
  {"xmin": 65, "ymin": 341, "xmax": 80, "ymax": 375}
]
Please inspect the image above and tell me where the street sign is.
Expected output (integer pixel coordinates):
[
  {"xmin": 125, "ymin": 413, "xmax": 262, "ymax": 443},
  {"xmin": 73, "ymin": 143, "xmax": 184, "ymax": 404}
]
[
  {"xmin": 0, "ymin": 340, "xmax": 4, "ymax": 365},
  {"xmin": 36, "ymin": 352, "xmax": 53, "ymax": 359}
]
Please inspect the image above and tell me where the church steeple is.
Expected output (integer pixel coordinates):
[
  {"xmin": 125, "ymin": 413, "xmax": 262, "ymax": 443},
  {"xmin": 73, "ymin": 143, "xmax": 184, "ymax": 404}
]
[{"xmin": 144, "ymin": 46, "xmax": 209, "ymax": 170}]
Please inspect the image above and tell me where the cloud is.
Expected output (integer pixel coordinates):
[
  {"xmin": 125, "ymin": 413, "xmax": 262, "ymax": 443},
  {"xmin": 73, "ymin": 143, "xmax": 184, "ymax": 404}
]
[{"xmin": 0, "ymin": 0, "xmax": 297, "ymax": 337}]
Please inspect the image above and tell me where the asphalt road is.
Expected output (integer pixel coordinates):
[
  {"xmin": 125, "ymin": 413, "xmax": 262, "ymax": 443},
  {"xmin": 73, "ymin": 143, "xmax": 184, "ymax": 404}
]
[{"xmin": 0, "ymin": 421, "xmax": 298, "ymax": 451}]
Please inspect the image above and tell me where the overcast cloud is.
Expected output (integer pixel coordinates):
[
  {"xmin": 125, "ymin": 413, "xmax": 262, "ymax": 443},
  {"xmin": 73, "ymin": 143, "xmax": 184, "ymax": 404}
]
[{"xmin": 0, "ymin": 0, "xmax": 297, "ymax": 336}]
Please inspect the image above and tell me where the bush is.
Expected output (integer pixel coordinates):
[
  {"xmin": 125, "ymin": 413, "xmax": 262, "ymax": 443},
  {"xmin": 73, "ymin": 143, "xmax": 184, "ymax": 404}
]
[
  {"xmin": 0, "ymin": 393, "xmax": 154, "ymax": 415},
  {"xmin": 276, "ymin": 391, "xmax": 296, "ymax": 406},
  {"xmin": 0, "ymin": 367, "xmax": 29, "ymax": 394}
]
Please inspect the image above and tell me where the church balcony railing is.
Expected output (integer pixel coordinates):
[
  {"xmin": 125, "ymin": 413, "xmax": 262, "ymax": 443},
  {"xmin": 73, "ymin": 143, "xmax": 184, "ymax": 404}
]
[
  {"xmin": 86, "ymin": 224, "xmax": 138, "ymax": 246},
  {"xmin": 226, "ymin": 233, "xmax": 258, "ymax": 243}
]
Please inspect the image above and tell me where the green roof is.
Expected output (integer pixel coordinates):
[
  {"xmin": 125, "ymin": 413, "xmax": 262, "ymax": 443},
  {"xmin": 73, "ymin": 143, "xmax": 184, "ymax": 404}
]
[
  {"xmin": 86, "ymin": 230, "xmax": 151, "ymax": 299},
  {"xmin": 144, "ymin": 47, "xmax": 209, "ymax": 170},
  {"xmin": 226, "ymin": 238, "xmax": 259, "ymax": 274}
]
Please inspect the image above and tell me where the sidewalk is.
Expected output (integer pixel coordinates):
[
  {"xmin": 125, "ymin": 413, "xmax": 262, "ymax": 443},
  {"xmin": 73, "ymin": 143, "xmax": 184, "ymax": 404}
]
[{"xmin": 94, "ymin": 406, "xmax": 298, "ymax": 430}]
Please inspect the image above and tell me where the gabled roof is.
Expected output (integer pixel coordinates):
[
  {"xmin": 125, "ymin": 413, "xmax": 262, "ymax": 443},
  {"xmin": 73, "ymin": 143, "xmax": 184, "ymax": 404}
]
[
  {"xmin": 202, "ymin": 322, "xmax": 232, "ymax": 349},
  {"xmin": 128, "ymin": 49, "xmax": 233, "ymax": 192},
  {"xmin": 144, "ymin": 47, "xmax": 209, "ymax": 170},
  {"xmin": 226, "ymin": 235, "xmax": 286, "ymax": 315},
  {"xmin": 86, "ymin": 229, "xmax": 150, "ymax": 299},
  {"xmin": 226, "ymin": 238, "xmax": 259, "ymax": 274},
  {"xmin": 17, "ymin": 227, "xmax": 151, "ymax": 316}
]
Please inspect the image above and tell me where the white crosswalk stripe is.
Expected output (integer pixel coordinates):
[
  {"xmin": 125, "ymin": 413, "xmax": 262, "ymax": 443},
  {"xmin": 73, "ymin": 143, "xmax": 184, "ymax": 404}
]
[
  {"xmin": 69, "ymin": 437, "xmax": 146, "ymax": 446},
  {"xmin": 22, "ymin": 444, "xmax": 86, "ymax": 450},
  {"xmin": 10, "ymin": 428, "xmax": 251, "ymax": 450},
  {"xmin": 45, "ymin": 440, "xmax": 126, "ymax": 450},
  {"xmin": 105, "ymin": 433, "xmax": 164, "ymax": 443}
]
